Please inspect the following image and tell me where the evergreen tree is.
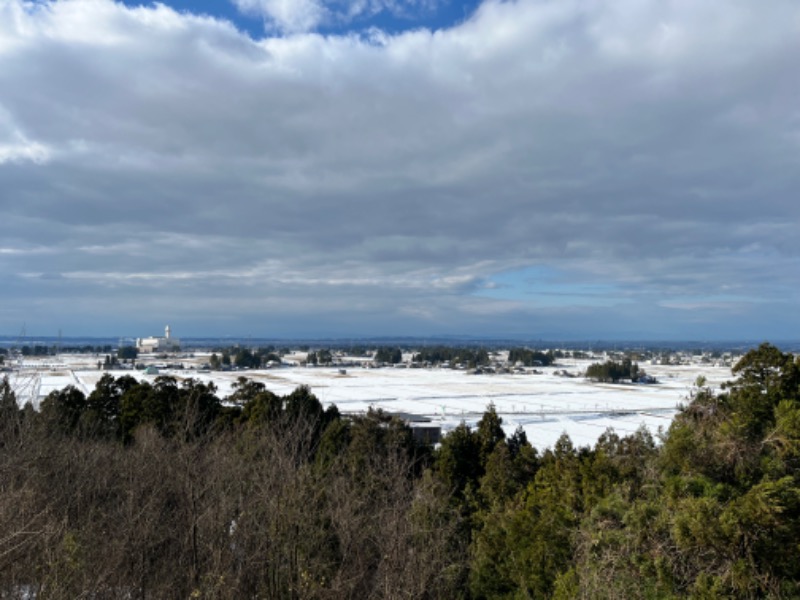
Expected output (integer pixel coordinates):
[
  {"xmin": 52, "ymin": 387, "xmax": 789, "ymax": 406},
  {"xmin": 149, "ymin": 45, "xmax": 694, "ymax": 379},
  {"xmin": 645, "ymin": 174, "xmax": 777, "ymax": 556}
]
[
  {"xmin": 40, "ymin": 385, "xmax": 87, "ymax": 435},
  {"xmin": 476, "ymin": 403, "xmax": 505, "ymax": 467},
  {"xmin": 436, "ymin": 422, "xmax": 481, "ymax": 500},
  {"xmin": 0, "ymin": 376, "xmax": 20, "ymax": 442}
]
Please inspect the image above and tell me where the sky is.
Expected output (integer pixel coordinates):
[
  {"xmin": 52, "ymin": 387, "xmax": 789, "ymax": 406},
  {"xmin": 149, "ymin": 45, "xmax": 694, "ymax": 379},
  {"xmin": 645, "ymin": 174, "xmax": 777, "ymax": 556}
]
[{"xmin": 1, "ymin": 0, "xmax": 799, "ymax": 341}]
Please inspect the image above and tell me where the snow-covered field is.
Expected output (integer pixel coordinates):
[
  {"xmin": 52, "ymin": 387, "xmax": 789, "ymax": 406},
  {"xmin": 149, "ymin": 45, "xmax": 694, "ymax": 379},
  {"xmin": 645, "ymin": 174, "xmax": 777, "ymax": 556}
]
[{"xmin": 7, "ymin": 357, "xmax": 732, "ymax": 450}]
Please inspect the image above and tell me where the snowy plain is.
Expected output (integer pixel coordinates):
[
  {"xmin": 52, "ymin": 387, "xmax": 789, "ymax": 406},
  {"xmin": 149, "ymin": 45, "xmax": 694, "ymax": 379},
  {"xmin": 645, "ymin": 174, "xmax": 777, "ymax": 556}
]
[{"xmin": 7, "ymin": 355, "xmax": 733, "ymax": 450}]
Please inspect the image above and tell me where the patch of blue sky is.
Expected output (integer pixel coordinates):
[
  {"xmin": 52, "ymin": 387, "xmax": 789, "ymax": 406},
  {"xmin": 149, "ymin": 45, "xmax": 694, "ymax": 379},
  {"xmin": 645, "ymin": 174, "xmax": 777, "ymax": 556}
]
[
  {"xmin": 117, "ymin": 0, "xmax": 263, "ymax": 38},
  {"xmin": 476, "ymin": 266, "xmax": 627, "ymax": 308},
  {"xmin": 317, "ymin": 0, "xmax": 482, "ymax": 36},
  {"xmin": 118, "ymin": 0, "xmax": 482, "ymax": 38}
]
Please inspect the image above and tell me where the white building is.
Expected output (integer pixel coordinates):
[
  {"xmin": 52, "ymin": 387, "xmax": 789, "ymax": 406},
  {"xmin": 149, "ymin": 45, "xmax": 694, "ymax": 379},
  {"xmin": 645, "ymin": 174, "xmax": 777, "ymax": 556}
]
[{"xmin": 136, "ymin": 325, "xmax": 181, "ymax": 353}]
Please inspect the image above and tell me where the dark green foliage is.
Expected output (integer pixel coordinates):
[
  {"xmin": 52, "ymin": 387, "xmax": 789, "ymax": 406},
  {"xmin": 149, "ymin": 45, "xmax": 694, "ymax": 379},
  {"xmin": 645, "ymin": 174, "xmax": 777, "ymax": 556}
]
[
  {"xmin": 0, "ymin": 376, "xmax": 20, "ymax": 442},
  {"xmin": 49, "ymin": 344, "xmax": 114, "ymax": 354},
  {"xmin": 476, "ymin": 403, "xmax": 505, "ymax": 464},
  {"xmin": 374, "ymin": 346, "xmax": 403, "ymax": 364},
  {"xmin": 477, "ymin": 438, "xmax": 538, "ymax": 510},
  {"xmin": 586, "ymin": 357, "xmax": 640, "ymax": 383},
  {"xmin": 0, "ymin": 376, "xmax": 16, "ymax": 416},
  {"xmin": 233, "ymin": 347, "xmax": 259, "ymax": 368},
  {"xmin": 470, "ymin": 437, "xmax": 580, "ymax": 599},
  {"xmin": 239, "ymin": 387, "xmax": 282, "ymax": 425},
  {"xmin": 228, "ymin": 375, "xmax": 266, "ymax": 405},
  {"xmin": 3, "ymin": 342, "xmax": 800, "ymax": 598},
  {"xmin": 726, "ymin": 342, "xmax": 800, "ymax": 441},
  {"xmin": 315, "ymin": 415, "xmax": 351, "ymax": 469},
  {"xmin": 82, "ymin": 373, "xmax": 134, "ymax": 438},
  {"xmin": 565, "ymin": 343, "xmax": 800, "ymax": 598},
  {"xmin": 119, "ymin": 376, "xmax": 220, "ymax": 441},
  {"xmin": 467, "ymin": 343, "xmax": 800, "ymax": 599},
  {"xmin": 208, "ymin": 346, "xmax": 284, "ymax": 369},
  {"xmin": 284, "ymin": 384, "xmax": 324, "ymax": 424},
  {"xmin": 413, "ymin": 347, "xmax": 490, "ymax": 368},
  {"xmin": 20, "ymin": 345, "xmax": 52, "ymax": 356},
  {"xmin": 117, "ymin": 346, "xmax": 138, "ymax": 360},
  {"xmin": 507, "ymin": 348, "xmax": 556, "ymax": 367},
  {"xmin": 40, "ymin": 385, "xmax": 87, "ymax": 435},
  {"xmin": 306, "ymin": 349, "xmax": 333, "ymax": 365},
  {"xmin": 175, "ymin": 378, "xmax": 220, "ymax": 440},
  {"xmin": 436, "ymin": 422, "xmax": 482, "ymax": 499}
]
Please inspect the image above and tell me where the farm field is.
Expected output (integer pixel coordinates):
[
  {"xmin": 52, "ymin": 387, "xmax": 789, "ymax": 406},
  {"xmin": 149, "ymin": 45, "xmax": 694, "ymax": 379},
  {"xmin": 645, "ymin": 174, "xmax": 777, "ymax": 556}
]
[{"xmin": 6, "ymin": 355, "xmax": 733, "ymax": 449}]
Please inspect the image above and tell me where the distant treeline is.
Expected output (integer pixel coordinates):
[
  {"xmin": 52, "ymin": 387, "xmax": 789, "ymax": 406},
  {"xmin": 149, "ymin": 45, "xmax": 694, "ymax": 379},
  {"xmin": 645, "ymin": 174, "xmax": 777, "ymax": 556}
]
[
  {"xmin": 374, "ymin": 347, "xmax": 402, "ymax": 364},
  {"xmin": 507, "ymin": 348, "xmax": 558, "ymax": 366},
  {"xmin": 208, "ymin": 347, "xmax": 283, "ymax": 369},
  {"xmin": 585, "ymin": 357, "xmax": 642, "ymax": 382},
  {"xmin": 411, "ymin": 346, "xmax": 491, "ymax": 367},
  {"xmin": 1, "ymin": 343, "xmax": 799, "ymax": 597},
  {"xmin": 1, "ymin": 344, "xmax": 117, "ymax": 356}
]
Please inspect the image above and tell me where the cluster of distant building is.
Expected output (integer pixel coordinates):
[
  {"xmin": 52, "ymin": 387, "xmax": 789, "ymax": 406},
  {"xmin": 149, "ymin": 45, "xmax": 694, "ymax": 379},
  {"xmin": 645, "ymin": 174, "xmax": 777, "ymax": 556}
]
[
  {"xmin": 128, "ymin": 327, "xmax": 743, "ymax": 376},
  {"xmin": 136, "ymin": 325, "xmax": 180, "ymax": 354}
]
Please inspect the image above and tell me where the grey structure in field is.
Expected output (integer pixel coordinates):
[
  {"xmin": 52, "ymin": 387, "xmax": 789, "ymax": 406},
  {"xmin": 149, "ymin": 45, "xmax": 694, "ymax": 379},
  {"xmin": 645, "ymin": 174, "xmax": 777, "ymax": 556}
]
[{"xmin": 390, "ymin": 412, "xmax": 442, "ymax": 445}]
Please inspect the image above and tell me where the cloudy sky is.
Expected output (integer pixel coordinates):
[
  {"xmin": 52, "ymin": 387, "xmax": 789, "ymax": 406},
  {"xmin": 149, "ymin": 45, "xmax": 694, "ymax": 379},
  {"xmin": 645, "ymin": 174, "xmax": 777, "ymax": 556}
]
[{"xmin": 1, "ymin": 0, "xmax": 799, "ymax": 341}]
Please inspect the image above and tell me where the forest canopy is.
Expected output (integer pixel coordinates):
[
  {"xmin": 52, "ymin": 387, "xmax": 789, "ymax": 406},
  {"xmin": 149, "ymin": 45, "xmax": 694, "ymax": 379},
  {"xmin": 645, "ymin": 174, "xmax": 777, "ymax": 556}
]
[{"xmin": 0, "ymin": 342, "xmax": 798, "ymax": 598}]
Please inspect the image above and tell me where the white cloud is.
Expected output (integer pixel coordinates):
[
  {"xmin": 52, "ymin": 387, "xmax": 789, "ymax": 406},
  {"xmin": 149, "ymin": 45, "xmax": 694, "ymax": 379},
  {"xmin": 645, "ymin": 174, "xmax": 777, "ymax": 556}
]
[
  {"xmin": 229, "ymin": 0, "xmax": 446, "ymax": 34},
  {"xmin": 232, "ymin": 0, "xmax": 326, "ymax": 33},
  {"xmin": 0, "ymin": 140, "xmax": 50, "ymax": 164},
  {"xmin": 0, "ymin": 106, "xmax": 51, "ymax": 164},
  {"xmin": 1, "ymin": 0, "xmax": 799, "ymax": 338}
]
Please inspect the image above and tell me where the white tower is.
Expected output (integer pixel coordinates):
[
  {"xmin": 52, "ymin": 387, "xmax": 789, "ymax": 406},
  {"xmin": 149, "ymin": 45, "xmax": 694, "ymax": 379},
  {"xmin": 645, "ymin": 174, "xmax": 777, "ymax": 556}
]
[{"xmin": 165, "ymin": 325, "xmax": 171, "ymax": 339}]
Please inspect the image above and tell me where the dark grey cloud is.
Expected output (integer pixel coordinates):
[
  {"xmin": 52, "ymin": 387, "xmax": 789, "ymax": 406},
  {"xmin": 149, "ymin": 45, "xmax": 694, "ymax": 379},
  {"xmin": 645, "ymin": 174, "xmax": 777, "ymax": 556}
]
[{"xmin": 1, "ymin": 0, "xmax": 799, "ymax": 339}]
